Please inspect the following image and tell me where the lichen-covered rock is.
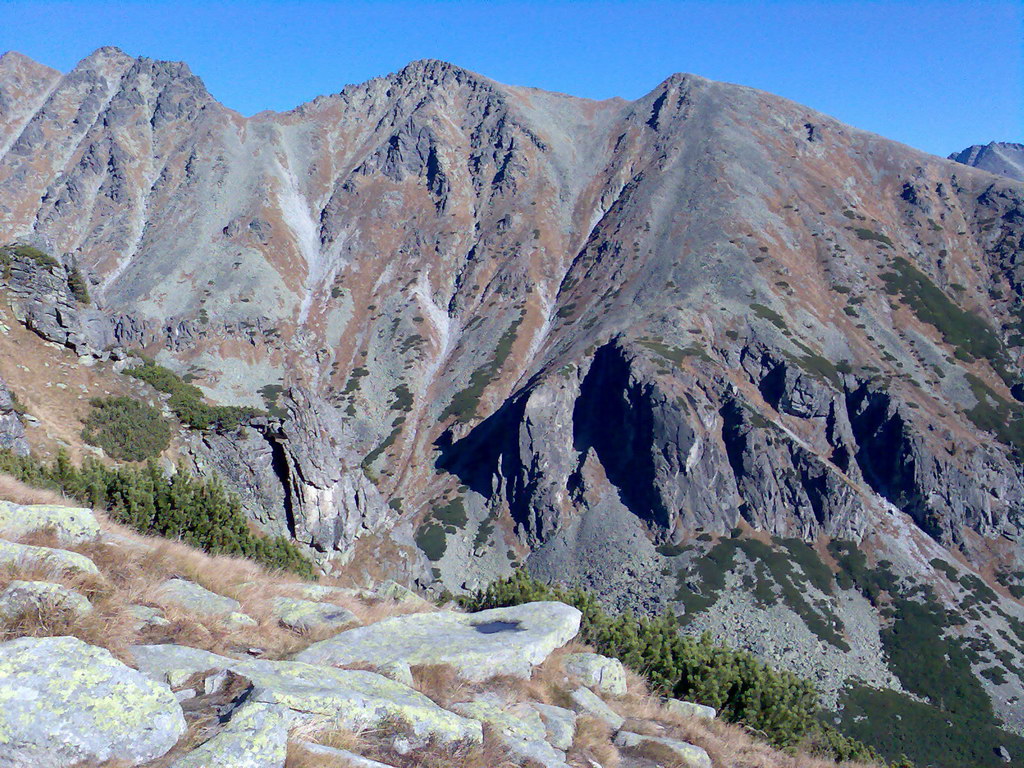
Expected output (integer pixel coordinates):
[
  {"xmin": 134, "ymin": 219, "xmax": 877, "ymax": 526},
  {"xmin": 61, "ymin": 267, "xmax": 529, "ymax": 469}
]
[
  {"xmin": 614, "ymin": 731, "xmax": 712, "ymax": 768},
  {"xmin": 156, "ymin": 578, "xmax": 255, "ymax": 626},
  {"xmin": 568, "ymin": 687, "xmax": 624, "ymax": 730},
  {"xmin": 665, "ymin": 698, "xmax": 716, "ymax": 720},
  {"xmin": 564, "ymin": 652, "xmax": 627, "ymax": 696},
  {"xmin": 0, "ymin": 501, "xmax": 100, "ymax": 545},
  {"xmin": 0, "ymin": 539, "xmax": 99, "ymax": 575},
  {"xmin": 295, "ymin": 601, "xmax": 581, "ymax": 680},
  {"xmin": 238, "ymin": 659, "xmax": 482, "ymax": 744},
  {"xmin": 271, "ymin": 596, "xmax": 359, "ymax": 632},
  {"xmin": 453, "ymin": 695, "xmax": 570, "ymax": 768},
  {"xmin": 530, "ymin": 702, "xmax": 577, "ymax": 751},
  {"xmin": 130, "ymin": 644, "xmax": 482, "ymax": 744},
  {"xmin": 170, "ymin": 701, "xmax": 292, "ymax": 768},
  {"xmin": 0, "ymin": 635, "xmax": 185, "ymax": 767},
  {"xmin": 130, "ymin": 643, "xmax": 237, "ymax": 687},
  {"xmin": 0, "ymin": 579, "xmax": 92, "ymax": 619}
]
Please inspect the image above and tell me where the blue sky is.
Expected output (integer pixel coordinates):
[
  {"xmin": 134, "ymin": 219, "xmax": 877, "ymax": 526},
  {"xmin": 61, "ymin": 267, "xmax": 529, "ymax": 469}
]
[{"xmin": 0, "ymin": 1, "xmax": 1020, "ymax": 157}]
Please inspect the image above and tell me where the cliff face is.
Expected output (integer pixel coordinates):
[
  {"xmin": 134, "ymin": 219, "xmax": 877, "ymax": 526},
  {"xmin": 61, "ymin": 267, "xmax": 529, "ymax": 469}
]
[{"xmin": 3, "ymin": 49, "xmax": 1024, "ymax": 740}]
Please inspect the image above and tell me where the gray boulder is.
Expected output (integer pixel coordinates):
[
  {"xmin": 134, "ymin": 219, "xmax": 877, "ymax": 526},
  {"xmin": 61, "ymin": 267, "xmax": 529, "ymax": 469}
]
[
  {"xmin": 665, "ymin": 698, "xmax": 716, "ymax": 720},
  {"xmin": 453, "ymin": 695, "xmax": 570, "ymax": 768},
  {"xmin": 568, "ymin": 686, "xmax": 624, "ymax": 730},
  {"xmin": 531, "ymin": 702, "xmax": 577, "ymax": 751},
  {"xmin": 170, "ymin": 701, "xmax": 292, "ymax": 768},
  {"xmin": 0, "ymin": 539, "xmax": 99, "ymax": 575},
  {"xmin": 0, "ymin": 635, "xmax": 185, "ymax": 767},
  {"xmin": 295, "ymin": 601, "xmax": 581, "ymax": 680},
  {"xmin": 0, "ymin": 501, "xmax": 100, "ymax": 545},
  {"xmin": 0, "ymin": 579, "xmax": 92, "ymax": 619},
  {"xmin": 130, "ymin": 643, "xmax": 481, "ymax": 744},
  {"xmin": 614, "ymin": 731, "xmax": 712, "ymax": 768},
  {"xmin": 155, "ymin": 578, "xmax": 255, "ymax": 628},
  {"xmin": 564, "ymin": 652, "xmax": 627, "ymax": 696},
  {"xmin": 271, "ymin": 596, "xmax": 359, "ymax": 632}
]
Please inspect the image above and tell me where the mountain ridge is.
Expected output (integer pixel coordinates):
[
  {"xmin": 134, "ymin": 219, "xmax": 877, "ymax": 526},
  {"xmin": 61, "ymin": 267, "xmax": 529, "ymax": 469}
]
[{"xmin": 2, "ymin": 48, "xmax": 1024, "ymax": 765}]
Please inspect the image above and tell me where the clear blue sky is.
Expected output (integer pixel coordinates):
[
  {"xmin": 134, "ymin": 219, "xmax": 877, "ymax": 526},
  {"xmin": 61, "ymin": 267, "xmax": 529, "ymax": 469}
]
[{"xmin": 0, "ymin": 1, "xmax": 1020, "ymax": 157}]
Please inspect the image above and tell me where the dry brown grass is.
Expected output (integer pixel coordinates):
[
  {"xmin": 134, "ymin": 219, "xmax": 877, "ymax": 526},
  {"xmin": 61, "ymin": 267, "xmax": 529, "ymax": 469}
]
[
  {"xmin": 288, "ymin": 720, "xmax": 520, "ymax": 768},
  {"xmin": 0, "ymin": 474, "xmax": 68, "ymax": 506},
  {"xmin": 613, "ymin": 685, "xmax": 880, "ymax": 768},
  {"xmin": 567, "ymin": 715, "xmax": 620, "ymax": 768}
]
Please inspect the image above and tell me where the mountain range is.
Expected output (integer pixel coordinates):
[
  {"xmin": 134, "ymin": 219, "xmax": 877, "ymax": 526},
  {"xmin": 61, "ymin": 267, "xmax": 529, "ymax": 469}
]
[{"xmin": 1, "ymin": 47, "xmax": 1023, "ymax": 766}]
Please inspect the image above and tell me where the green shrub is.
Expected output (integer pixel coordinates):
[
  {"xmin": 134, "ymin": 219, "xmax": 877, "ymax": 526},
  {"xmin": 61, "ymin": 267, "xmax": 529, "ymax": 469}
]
[
  {"xmin": 125, "ymin": 357, "xmax": 262, "ymax": 432},
  {"xmin": 462, "ymin": 570, "xmax": 821, "ymax": 749},
  {"xmin": 81, "ymin": 396, "xmax": 170, "ymax": 462},
  {"xmin": 0, "ymin": 449, "xmax": 314, "ymax": 578},
  {"xmin": 66, "ymin": 263, "xmax": 90, "ymax": 304}
]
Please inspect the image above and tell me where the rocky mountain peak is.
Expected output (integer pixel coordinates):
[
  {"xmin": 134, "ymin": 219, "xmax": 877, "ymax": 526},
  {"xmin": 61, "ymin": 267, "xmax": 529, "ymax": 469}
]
[{"xmin": 949, "ymin": 140, "xmax": 1024, "ymax": 181}]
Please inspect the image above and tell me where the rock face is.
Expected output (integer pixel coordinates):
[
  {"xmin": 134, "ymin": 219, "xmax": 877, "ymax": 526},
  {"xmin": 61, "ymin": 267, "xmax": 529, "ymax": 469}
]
[
  {"xmin": 0, "ymin": 635, "xmax": 185, "ymax": 767},
  {"xmin": 950, "ymin": 142, "xmax": 1024, "ymax": 181},
  {"xmin": 0, "ymin": 377, "xmax": 28, "ymax": 456},
  {"xmin": 294, "ymin": 601, "xmax": 582, "ymax": 679}
]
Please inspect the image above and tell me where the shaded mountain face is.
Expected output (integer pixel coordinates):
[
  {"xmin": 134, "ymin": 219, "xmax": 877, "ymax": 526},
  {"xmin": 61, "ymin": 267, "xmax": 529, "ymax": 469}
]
[
  {"xmin": 3, "ymin": 49, "xmax": 1024, "ymax": 756},
  {"xmin": 951, "ymin": 141, "xmax": 1024, "ymax": 181}
]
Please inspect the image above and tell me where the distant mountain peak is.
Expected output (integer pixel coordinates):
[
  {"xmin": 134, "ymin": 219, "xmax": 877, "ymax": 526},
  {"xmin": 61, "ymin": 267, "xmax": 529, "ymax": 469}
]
[{"xmin": 949, "ymin": 140, "xmax": 1024, "ymax": 181}]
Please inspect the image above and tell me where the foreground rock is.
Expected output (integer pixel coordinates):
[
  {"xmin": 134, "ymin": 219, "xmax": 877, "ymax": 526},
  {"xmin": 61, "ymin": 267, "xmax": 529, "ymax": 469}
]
[
  {"xmin": 0, "ymin": 579, "xmax": 92, "ymax": 619},
  {"xmin": 569, "ymin": 686, "xmax": 624, "ymax": 729},
  {"xmin": 565, "ymin": 652, "xmax": 627, "ymax": 696},
  {"xmin": 453, "ymin": 694, "xmax": 571, "ymax": 768},
  {"xmin": 156, "ymin": 578, "xmax": 255, "ymax": 627},
  {"xmin": 295, "ymin": 601, "xmax": 582, "ymax": 679},
  {"xmin": 614, "ymin": 730, "xmax": 713, "ymax": 768},
  {"xmin": 0, "ymin": 539, "xmax": 99, "ymax": 575},
  {"xmin": 665, "ymin": 698, "xmax": 717, "ymax": 720},
  {"xmin": 171, "ymin": 701, "xmax": 291, "ymax": 768},
  {"xmin": 131, "ymin": 643, "xmax": 483, "ymax": 744},
  {"xmin": 0, "ymin": 635, "xmax": 185, "ymax": 767},
  {"xmin": 0, "ymin": 501, "xmax": 100, "ymax": 545}
]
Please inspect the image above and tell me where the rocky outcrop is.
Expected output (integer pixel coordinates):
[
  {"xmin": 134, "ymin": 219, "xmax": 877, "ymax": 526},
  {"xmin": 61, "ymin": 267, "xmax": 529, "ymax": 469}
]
[
  {"xmin": 294, "ymin": 601, "xmax": 582, "ymax": 679},
  {"xmin": 0, "ymin": 377, "xmax": 27, "ymax": 457},
  {"xmin": 0, "ymin": 500, "xmax": 100, "ymax": 544},
  {"xmin": 0, "ymin": 635, "xmax": 185, "ymax": 768}
]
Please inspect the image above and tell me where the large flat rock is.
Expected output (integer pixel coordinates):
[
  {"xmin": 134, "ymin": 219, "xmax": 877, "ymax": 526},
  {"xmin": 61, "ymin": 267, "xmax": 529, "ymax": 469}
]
[
  {"xmin": 155, "ymin": 578, "xmax": 255, "ymax": 627},
  {"xmin": 0, "ymin": 501, "xmax": 100, "ymax": 545},
  {"xmin": 170, "ymin": 701, "xmax": 291, "ymax": 768},
  {"xmin": 130, "ymin": 644, "xmax": 482, "ymax": 744},
  {"xmin": 0, "ymin": 635, "xmax": 185, "ymax": 768},
  {"xmin": 294, "ymin": 601, "xmax": 582, "ymax": 680}
]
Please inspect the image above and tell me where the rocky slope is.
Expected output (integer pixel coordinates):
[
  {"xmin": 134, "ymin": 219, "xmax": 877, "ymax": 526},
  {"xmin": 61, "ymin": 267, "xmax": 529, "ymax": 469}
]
[
  {"xmin": 0, "ymin": 486, "xmax": 838, "ymax": 768},
  {"xmin": 951, "ymin": 142, "xmax": 1024, "ymax": 181},
  {"xmin": 2, "ymin": 48, "xmax": 1024, "ymax": 763}
]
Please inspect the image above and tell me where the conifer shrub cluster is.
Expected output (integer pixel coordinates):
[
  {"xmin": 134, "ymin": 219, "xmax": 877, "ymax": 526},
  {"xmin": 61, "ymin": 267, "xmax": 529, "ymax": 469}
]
[
  {"xmin": 80, "ymin": 396, "xmax": 171, "ymax": 461},
  {"xmin": 0, "ymin": 449, "xmax": 314, "ymax": 577},
  {"xmin": 461, "ymin": 570, "xmax": 882, "ymax": 762},
  {"xmin": 124, "ymin": 357, "xmax": 262, "ymax": 432}
]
